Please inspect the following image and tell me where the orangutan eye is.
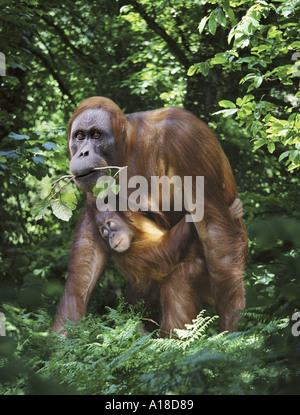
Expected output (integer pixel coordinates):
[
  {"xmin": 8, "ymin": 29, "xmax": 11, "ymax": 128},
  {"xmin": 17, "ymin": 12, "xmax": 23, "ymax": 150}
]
[
  {"xmin": 92, "ymin": 130, "xmax": 101, "ymax": 139},
  {"xmin": 101, "ymin": 227, "xmax": 109, "ymax": 239},
  {"xmin": 107, "ymin": 221, "xmax": 117, "ymax": 231},
  {"xmin": 76, "ymin": 131, "xmax": 85, "ymax": 140}
]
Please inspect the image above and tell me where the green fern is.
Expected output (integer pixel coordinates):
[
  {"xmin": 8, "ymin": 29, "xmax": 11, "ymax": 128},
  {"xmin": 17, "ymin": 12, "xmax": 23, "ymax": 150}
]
[
  {"xmin": 174, "ymin": 310, "xmax": 219, "ymax": 349},
  {"xmin": 1, "ymin": 299, "xmax": 299, "ymax": 395}
]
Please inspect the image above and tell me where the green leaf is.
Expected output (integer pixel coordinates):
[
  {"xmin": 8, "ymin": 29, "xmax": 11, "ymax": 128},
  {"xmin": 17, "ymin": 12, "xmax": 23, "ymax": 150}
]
[
  {"xmin": 228, "ymin": 27, "xmax": 237, "ymax": 44},
  {"xmin": 32, "ymin": 199, "xmax": 50, "ymax": 221},
  {"xmin": 111, "ymin": 184, "xmax": 121, "ymax": 195},
  {"xmin": 208, "ymin": 13, "xmax": 218, "ymax": 35},
  {"xmin": 219, "ymin": 100, "xmax": 236, "ymax": 109},
  {"xmin": 97, "ymin": 179, "xmax": 113, "ymax": 189},
  {"xmin": 198, "ymin": 16, "xmax": 207, "ymax": 34},
  {"xmin": 0, "ymin": 150, "xmax": 19, "ymax": 158},
  {"xmin": 93, "ymin": 179, "xmax": 111, "ymax": 198},
  {"xmin": 267, "ymin": 142, "xmax": 275, "ymax": 154},
  {"xmin": 240, "ymin": 38, "xmax": 250, "ymax": 48},
  {"xmin": 9, "ymin": 132, "xmax": 30, "ymax": 140},
  {"xmin": 93, "ymin": 185, "xmax": 101, "ymax": 197},
  {"xmin": 253, "ymin": 139, "xmax": 266, "ymax": 151},
  {"xmin": 278, "ymin": 151, "xmax": 290, "ymax": 162},
  {"xmin": 213, "ymin": 108, "xmax": 238, "ymax": 117},
  {"xmin": 51, "ymin": 199, "xmax": 73, "ymax": 221},
  {"xmin": 291, "ymin": 41, "xmax": 300, "ymax": 48},
  {"xmin": 211, "ymin": 52, "xmax": 232, "ymax": 65},
  {"xmin": 10, "ymin": 62, "xmax": 26, "ymax": 71},
  {"xmin": 223, "ymin": 0, "xmax": 236, "ymax": 24},
  {"xmin": 280, "ymin": 4, "xmax": 296, "ymax": 17},
  {"xmin": 42, "ymin": 142, "xmax": 60, "ymax": 151},
  {"xmin": 224, "ymin": 108, "xmax": 238, "ymax": 117},
  {"xmin": 97, "ymin": 187, "xmax": 109, "ymax": 199},
  {"xmin": 291, "ymin": 150, "xmax": 300, "ymax": 161},
  {"xmin": 33, "ymin": 156, "xmax": 45, "ymax": 164},
  {"xmin": 61, "ymin": 192, "xmax": 77, "ymax": 210},
  {"xmin": 215, "ymin": 8, "xmax": 227, "ymax": 28},
  {"xmin": 240, "ymin": 73, "xmax": 256, "ymax": 85},
  {"xmin": 199, "ymin": 61, "xmax": 210, "ymax": 77},
  {"xmin": 253, "ymin": 76, "xmax": 263, "ymax": 88},
  {"xmin": 187, "ymin": 65, "xmax": 197, "ymax": 76},
  {"xmin": 189, "ymin": 61, "xmax": 210, "ymax": 77}
]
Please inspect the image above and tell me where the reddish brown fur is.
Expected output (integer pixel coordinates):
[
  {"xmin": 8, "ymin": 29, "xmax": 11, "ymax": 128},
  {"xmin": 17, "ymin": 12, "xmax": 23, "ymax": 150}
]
[
  {"xmin": 97, "ymin": 209, "xmax": 206, "ymax": 285},
  {"xmin": 97, "ymin": 209, "xmax": 213, "ymax": 337},
  {"xmin": 52, "ymin": 97, "xmax": 248, "ymax": 335},
  {"xmin": 96, "ymin": 202, "xmax": 242, "ymax": 336}
]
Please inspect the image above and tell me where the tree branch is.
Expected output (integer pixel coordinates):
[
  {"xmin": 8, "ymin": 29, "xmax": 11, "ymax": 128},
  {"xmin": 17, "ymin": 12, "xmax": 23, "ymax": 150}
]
[
  {"xmin": 40, "ymin": 15, "xmax": 98, "ymax": 65},
  {"xmin": 30, "ymin": 44, "xmax": 76, "ymax": 106},
  {"xmin": 122, "ymin": 0, "xmax": 191, "ymax": 69}
]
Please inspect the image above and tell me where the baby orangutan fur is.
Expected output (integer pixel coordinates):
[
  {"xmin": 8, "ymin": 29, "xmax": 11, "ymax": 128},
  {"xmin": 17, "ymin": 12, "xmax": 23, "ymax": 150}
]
[{"xmin": 95, "ymin": 198, "xmax": 244, "ymax": 336}]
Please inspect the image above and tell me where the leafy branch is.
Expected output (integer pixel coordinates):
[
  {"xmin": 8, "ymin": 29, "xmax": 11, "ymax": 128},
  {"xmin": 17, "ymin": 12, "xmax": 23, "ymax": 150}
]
[
  {"xmin": 32, "ymin": 166, "xmax": 126, "ymax": 222},
  {"xmin": 189, "ymin": 0, "xmax": 300, "ymax": 171}
]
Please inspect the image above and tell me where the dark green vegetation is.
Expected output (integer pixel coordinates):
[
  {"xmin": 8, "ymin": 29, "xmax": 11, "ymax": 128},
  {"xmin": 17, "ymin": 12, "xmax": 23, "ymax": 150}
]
[{"xmin": 0, "ymin": 0, "xmax": 299, "ymax": 395}]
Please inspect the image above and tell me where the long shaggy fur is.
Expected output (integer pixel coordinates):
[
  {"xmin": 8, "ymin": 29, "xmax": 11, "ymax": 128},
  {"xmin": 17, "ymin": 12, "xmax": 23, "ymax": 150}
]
[{"xmin": 53, "ymin": 97, "xmax": 248, "ymax": 335}]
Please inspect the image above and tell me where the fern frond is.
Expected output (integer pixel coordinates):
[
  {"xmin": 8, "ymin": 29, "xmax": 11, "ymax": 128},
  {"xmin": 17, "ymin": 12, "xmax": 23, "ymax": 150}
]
[{"xmin": 174, "ymin": 311, "xmax": 219, "ymax": 349}]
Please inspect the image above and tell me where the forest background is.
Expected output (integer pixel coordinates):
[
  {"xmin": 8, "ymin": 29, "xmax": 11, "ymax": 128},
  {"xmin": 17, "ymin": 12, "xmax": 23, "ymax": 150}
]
[{"xmin": 0, "ymin": 0, "xmax": 299, "ymax": 395}]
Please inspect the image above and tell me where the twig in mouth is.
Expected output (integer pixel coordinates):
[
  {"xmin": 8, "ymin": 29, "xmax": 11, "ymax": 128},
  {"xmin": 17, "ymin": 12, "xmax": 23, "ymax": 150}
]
[
  {"xmin": 91, "ymin": 165, "xmax": 127, "ymax": 178},
  {"xmin": 47, "ymin": 165, "xmax": 127, "ymax": 201}
]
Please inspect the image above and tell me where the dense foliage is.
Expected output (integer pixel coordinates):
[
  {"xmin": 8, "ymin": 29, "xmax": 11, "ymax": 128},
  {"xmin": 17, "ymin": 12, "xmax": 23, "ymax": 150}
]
[{"xmin": 0, "ymin": 0, "xmax": 299, "ymax": 395}]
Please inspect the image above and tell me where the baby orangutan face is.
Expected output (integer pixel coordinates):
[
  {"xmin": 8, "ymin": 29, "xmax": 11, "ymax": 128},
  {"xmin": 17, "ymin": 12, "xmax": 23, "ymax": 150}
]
[{"xmin": 97, "ymin": 211, "xmax": 134, "ymax": 253}]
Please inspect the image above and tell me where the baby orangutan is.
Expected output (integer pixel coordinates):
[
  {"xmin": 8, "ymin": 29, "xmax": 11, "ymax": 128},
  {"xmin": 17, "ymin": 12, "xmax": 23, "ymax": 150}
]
[{"xmin": 95, "ymin": 198, "xmax": 243, "ymax": 337}]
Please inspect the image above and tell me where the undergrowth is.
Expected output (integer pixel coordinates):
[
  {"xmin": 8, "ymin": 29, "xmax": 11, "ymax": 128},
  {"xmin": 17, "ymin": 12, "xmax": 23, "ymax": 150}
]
[{"xmin": 1, "ymin": 300, "xmax": 299, "ymax": 395}]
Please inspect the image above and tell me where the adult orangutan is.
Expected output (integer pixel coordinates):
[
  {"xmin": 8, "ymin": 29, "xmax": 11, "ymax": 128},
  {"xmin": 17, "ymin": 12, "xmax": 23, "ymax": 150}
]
[{"xmin": 52, "ymin": 96, "xmax": 248, "ymax": 334}]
